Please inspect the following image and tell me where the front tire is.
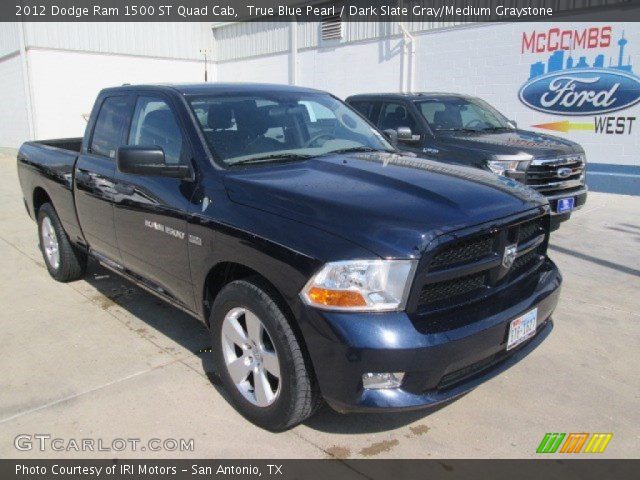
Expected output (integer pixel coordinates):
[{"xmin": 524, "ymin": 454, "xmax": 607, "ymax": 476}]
[
  {"xmin": 210, "ymin": 278, "xmax": 321, "ymax": 431},
  {"xmin": 37, "ymin": 203, "xmax": 87, "ymax": 282}
]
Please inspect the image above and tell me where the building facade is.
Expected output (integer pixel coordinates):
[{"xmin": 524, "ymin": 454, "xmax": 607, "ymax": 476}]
[
  {"xmin": 1, "ymin": 13, "xmax": 638, "ymax": 193},
  {"xmin": 0, "ymin": 22, "xmax": 212, "ymax": 147}
]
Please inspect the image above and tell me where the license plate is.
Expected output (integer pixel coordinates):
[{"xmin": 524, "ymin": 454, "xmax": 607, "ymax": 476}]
[
  {"xmin": 556, "ymin": 197, "xmax": 575, "ymax": 214},
  {"xmin": 507, "ymin": 308, "xmax": 538, "ymax": 350}
]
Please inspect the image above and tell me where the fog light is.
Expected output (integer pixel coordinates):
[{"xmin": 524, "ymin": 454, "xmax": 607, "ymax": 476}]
[{"xmin": 362, "ymin": 372, "xmax": 405, "ymax": 390}]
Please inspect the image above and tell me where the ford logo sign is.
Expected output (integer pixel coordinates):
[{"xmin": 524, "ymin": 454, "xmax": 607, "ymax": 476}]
[
  {"xmin": 557, "ymin": 167, "xmax": 573, "ymax": 178},
  {"xmin": 519, "ymin": 69, "xmax": 640, "ymax": 116}
]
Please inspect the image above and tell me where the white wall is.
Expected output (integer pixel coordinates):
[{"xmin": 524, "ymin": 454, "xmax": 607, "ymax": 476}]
[
  {"xmin": 0, "ymin": 22, "xmax": 20, "ymax": 58},
  {"xmin": 23, "ymin": 22, "xmax": 212, "ymax": 61},
  {"xmin": 414, "ymin": 22, "xmax": 640, "ymax": 169},
  {"xmin": 0, "ymin": 54, "xmax": 30, "ymax": 148},
  {"xmin": 215, "ymin": 36, "xmax": 405, "ymax": 99},
  {"xmin": 297, "ymin": 37, "xmax": 404, "ymax": 99},
  {"xmin": 216, "ymin": 53, "xmax": 290, "ymax": 84},
  {"xmin": 27, "ymin": 49, "xmax": 207, "ymax": 140},
  {"xmin": 213, "ymin": 22, "xmax": 289, "ymax": 62}
]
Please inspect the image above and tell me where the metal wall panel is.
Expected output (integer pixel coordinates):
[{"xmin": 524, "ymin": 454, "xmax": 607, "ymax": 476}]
[
  {"xmin": 297, "ymin": 21, "xmax": 317, "ymax": 49},
  {"xmin": 22, "ymin": 22, "xmax": 212, "ymax": 60},
  {"xmin": 0, "ymin": 53, "xmax": 30, "ymax": 147},
  {"xmin": 0, "ymin": 22, "xmax": 20, "ymax": 58},
  {"xmin": 213, "ymin": 0, "xmax": 626, "ymax": 60},
  {"xmin": 213, "ymin": 22, "xmax": 290, "ymax": 62}
]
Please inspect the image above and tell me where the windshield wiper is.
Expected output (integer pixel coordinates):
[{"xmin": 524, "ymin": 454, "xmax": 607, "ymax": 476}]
[
  {"xmin": 318, "ymin": 146, "xmax": 390, "ymax": 156},
  {"xmin": 437, "ymin": 128, "xmax": 482, "ymax": 133},
  {"xmin": 481, "ymin": 126, "xmax": 512, "ymax": 132},
  {"xmin": 227, "ymin": 153, "xmax": 312, "ymax": 166}
]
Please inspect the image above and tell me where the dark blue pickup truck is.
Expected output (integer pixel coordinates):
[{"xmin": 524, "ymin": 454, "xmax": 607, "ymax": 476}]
[{"xmin": 17, "ymin": 83, "xmax": 561, "ymax": 431}]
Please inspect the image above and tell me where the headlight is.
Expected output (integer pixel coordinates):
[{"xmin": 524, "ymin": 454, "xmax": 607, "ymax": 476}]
[
  {"xmin": 301, "ymin": 259, "xmax": 417, "ymax": 312},
  {"xmin": 487, "ymin": 154, "xmax": 532, "ymax": 176},
  {"xmin": 577, "ymin": 153, "xmax": 587, "ymax": 181}
]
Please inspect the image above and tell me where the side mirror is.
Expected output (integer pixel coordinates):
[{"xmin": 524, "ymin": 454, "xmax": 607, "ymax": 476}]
[
  {"xmin": 396, "ymin": 127, "xmax": 420, "ymax": 144},
  {"xmin": 116, "ymin": 146, "xmax": 191, "ymax": 179},
  {"xmin": 508, "ymin": 119, "xmax": 518, "ymax": 128},
  {"xmin": 382, "ymin": 129, "xmax": 398, "ymax": 147}
]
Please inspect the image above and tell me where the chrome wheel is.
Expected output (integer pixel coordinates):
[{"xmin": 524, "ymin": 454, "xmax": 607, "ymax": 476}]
[
  {"xmin": 41, "ymin": 216, "xmax": 60, "ymax": 270},
  {"xmin": 221, "ymin": 307, "xmax": 281, "ymax": 407}
]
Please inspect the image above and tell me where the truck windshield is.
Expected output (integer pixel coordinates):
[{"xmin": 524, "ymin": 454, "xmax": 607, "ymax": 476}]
[
  {"xmin": 188, "ymin": 92, "xmax": 394, "ymax": 166},
  {"xmin": 415, "ymin": 97, "xmax": 512, "ymax": 133}
]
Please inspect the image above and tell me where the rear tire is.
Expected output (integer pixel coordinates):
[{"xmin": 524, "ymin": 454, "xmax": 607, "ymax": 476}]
[
  {"xmin": 210, "ymin": 277, "xmax": 321, "ymax": 431},
  {"xmin": 37, "ymin": 203, "xmax": 87, "ymax": 282}
]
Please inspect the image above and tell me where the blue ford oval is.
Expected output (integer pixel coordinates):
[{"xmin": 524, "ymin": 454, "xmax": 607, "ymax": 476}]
[{"xmin": 519, "ymin": 68, "xmax": 640, "ymax": 116}]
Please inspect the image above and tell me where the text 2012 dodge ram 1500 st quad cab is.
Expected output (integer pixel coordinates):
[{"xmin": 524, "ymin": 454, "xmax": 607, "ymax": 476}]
[
  {"xmin": 346, "ymin": 93, "xmax": 587, "ymax": 230},
  {"xmin": 18, "ymin": 83, "xmax": 561, "ymax": 431}
]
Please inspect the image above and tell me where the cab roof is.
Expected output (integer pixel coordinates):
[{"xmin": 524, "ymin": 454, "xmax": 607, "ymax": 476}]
[
  {"xmin": 347, "ymin": 92, "xmax": 475, "ymax": 100},
  {"xmin": 101, "ymin": 82, "xmax": 327, "ymax": 96}
]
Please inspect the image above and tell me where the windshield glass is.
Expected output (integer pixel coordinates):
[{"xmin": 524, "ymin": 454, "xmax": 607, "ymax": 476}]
[
  {"xmin": 415, "ymin": 97, "xmax": 512, "ymax": 132},
  {"xmin": 188, "ymin": 92, "xmax": 394, "ymax": 166}
]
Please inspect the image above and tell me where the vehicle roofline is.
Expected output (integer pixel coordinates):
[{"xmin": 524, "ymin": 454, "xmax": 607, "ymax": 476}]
[
  {"xmin": 98, "ymin": 82, "xmax": 328, "ymax": 96},
  {"xmin": 346, "ymin": 92, "xmax": 475, "ymax": 100}
]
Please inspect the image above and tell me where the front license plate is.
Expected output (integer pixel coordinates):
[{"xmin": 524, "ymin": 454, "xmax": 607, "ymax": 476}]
[
  {"xmin": 507, "ymin": 308, "xmax": 538, "ymax": 350},
  {"xmin": 556, "ymin": 197, "xmax": 575, "ymax": 214}
]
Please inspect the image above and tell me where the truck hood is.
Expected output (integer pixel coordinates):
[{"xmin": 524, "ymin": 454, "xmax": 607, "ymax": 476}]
[
  {"xmin": 223, "ymin": 152, "xmax": 547, "ymax": 258},
  {"xmin": 436, "ymin": 128, "xmax": 583, "ymax": 158}
]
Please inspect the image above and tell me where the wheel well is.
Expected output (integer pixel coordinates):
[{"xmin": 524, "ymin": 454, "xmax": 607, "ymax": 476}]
[
  {"xmin": 32, "ymin": 187, "xmax": 51, "ymax": 216},
  {"xmin": 202, "ymin": 261, "xmax": 319, "ymax": 388},
  {"xmin": 203, "ymin": 262, "xmax": 252, "ymax": 320},
  {"xmin": 203, "ymin": 262, "xmax": 287, "ymax": 324}
]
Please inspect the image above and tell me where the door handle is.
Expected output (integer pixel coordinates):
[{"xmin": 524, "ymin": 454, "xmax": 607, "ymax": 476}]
[
  {"xmin": 115, "ymin": 183, "xmax": 135, "ymax": 195},
  {"xmin": 75, "ymin": 170, "xmax": 90, "ymax": 184}
]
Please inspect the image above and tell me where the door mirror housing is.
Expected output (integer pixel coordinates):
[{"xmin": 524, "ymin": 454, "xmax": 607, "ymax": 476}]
[
  {"xmin": 396, "ymin": 127, "xmax": 420, "ymax": 144},
  {"xmin": 116, "ymin": 146, "xmax": 191, "ymax": 179}
]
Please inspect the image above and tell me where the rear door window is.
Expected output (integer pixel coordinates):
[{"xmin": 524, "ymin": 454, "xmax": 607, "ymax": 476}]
[{"xmin": 90, "ymin": 96, "xmax": 132, "ymax": 158}]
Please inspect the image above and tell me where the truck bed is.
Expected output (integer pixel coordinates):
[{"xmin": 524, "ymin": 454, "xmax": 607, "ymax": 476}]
[
  {"xmin": 17, "ymin": 138, "xmax": 83, "ymax": 242},
  {"xmin": 32, "ymin": 137, "xmax": 83, "ymax": 153}
]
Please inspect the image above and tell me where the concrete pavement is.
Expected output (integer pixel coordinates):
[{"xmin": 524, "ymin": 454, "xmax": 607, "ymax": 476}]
[{"xmin": 1, "ymin": 151, "xmax": 638, "ymax": 459}]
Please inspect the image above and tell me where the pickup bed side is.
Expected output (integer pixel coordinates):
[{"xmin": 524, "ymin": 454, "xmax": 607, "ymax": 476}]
[{"xmin": 18, "ymin": 139, "xmax": 84, "ymax": 244}]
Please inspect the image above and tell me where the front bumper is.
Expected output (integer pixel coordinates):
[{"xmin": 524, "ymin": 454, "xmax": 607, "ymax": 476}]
[
  {"xmin": 547, "ymin": 186, "xmax": 587, "ymax": 230},
  {"xmin": 547, "ymin": 186, "xmax": 588, "ymax": 216},
  {"xmin": 297, "ymin": 259, "xmax": 561, "ymax": 413}
]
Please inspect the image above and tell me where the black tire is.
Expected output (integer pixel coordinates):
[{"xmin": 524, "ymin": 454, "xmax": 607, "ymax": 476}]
[
  {"xmin": 210, "ymin": 277, "xmax": 321, "ymax": 431},
  {"xmin": 37, "ymin": 203, "xmax": 87, "ymax": 282}
]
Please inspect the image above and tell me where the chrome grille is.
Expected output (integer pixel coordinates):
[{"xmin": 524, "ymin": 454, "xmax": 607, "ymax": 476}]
[{"xmin": 526, "ymin": 155, "xmax": 585, "ymax": 193}]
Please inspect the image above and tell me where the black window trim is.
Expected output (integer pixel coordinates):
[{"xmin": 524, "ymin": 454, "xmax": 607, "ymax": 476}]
[
  {"xmin": 126, "ymin": 93, "xmax": 191, "ymax": 167},
  {"xmin": 88, "ymin": 94, "xmax": 134, "ymax": 159}
]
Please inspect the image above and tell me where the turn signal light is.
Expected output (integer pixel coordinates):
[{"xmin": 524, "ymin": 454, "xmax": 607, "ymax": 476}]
[{"xmin": 306, "ymin": 287, "xmax": 367, "ymax": 308}]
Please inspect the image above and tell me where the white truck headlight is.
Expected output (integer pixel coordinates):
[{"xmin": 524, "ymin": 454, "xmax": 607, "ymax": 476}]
[
  {"xmin": 487, "ymin": 154, "xmax": 532, "ymax": 176},
  {"xmin": 301, "ymin": 259, "xmax": 417, "ymax": 312}
]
